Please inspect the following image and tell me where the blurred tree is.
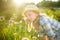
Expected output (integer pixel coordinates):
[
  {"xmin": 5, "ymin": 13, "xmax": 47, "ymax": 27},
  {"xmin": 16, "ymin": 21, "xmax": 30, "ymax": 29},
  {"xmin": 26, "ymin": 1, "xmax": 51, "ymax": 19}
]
[{"xmin": 37, "ymin": 1, "xmax": 60, "ymax": 21}]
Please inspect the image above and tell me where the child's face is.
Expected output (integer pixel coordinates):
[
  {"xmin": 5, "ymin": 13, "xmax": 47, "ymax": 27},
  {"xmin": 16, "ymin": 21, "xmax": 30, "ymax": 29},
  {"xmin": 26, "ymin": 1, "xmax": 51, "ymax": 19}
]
[{"xmin": 26, "ymin": 11, "xmax": 38, "ymax": 22}]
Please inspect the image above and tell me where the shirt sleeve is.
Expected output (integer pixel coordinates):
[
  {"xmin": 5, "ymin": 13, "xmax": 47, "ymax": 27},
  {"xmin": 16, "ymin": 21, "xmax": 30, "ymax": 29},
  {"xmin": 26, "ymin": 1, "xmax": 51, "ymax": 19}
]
[
  {"xmin": 49, "ymin": 18, "xmax": 60, "ymax": 31},
  {"xmin": 40, "ymin": 16, "xmax": 55, "ymax": 37}
]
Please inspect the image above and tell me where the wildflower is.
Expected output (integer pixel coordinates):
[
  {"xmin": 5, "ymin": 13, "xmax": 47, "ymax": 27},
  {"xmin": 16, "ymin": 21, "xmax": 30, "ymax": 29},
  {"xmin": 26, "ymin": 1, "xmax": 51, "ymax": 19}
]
[
  {"xmin": 22, "ymin": 37, "xmax": 29, "ymax": 40},
  {"xmin": 38, "ymin": 34, "xmax": 40, "ymax": 37},
  {"xmin": 24, "ymin": 17, "xmax": 27, "ymax": 21},
  {"xmin": 13, "ymin": 32, "xmax": 17, "ymax": 36},
  {"xmin": 19, "ymin": 20, "xmax": 22, "ymax": 23},
  {"xmin": 0, "ymin": 16, "xmax": 5, "ymax": 20},
  {"xmin": 32, "ymin": 36, "xmax": 36, "ymax": 40},
  {"xmin": 14, "ymin": 21, "xmax": 18, "ymax": 24},
  {"xmin": 9, "ymin": 18, "xmax": 14, "ymax": 23}
]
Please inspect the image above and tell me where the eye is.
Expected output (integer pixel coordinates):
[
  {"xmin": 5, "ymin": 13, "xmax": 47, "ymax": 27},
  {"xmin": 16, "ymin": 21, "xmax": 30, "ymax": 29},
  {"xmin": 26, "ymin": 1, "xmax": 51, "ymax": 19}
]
[{"xmin": 27, "ymin": 14, "xmax": 32, "ymax": 16}]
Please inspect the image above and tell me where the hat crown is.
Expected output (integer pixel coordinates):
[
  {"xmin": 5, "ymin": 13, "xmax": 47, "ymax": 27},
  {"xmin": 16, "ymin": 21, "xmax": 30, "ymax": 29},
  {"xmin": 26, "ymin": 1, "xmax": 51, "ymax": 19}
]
[{"xmin": 24, "ymin": 5, "xmax": 39, "ymax": 11}]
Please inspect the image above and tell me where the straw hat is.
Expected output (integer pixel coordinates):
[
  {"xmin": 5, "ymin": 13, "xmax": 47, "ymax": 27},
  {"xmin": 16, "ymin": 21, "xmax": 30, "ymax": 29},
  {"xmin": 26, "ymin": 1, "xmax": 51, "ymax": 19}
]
[{"xmin": 24, "ymin": 4, "xmax": 40, "ymax": 15}]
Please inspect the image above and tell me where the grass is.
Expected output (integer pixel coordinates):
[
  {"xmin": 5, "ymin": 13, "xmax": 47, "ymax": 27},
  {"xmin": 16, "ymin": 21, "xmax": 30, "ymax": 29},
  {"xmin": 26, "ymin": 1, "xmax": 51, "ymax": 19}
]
[{"xmin": 0, "ymin": 19, "xmax": 42, "ymax": 40}]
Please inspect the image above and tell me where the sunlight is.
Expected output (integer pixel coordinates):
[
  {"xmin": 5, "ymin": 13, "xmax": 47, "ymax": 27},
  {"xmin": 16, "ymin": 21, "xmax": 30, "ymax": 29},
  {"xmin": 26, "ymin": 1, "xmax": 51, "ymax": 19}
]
[
  {"xmin": 13, "ymin": 0, "xmax": 42, "ymax": 6},
  {"xmin": 52, "ymin": 0, "xmax": 58, "ymax": 2},
  {"xmin": 13, "ymin": 0, "xmax": 24, "ymax": 6},
  {"xmin": 46, "ymin": 0, "xmax": 58, "ymax": 2}
]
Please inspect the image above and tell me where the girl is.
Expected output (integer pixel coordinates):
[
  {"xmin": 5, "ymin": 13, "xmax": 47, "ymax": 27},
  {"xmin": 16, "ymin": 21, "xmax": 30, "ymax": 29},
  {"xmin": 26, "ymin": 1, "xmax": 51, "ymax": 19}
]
[{"xmin": 23, "ymin": 4, "xmax": 60, "ymax": 40}]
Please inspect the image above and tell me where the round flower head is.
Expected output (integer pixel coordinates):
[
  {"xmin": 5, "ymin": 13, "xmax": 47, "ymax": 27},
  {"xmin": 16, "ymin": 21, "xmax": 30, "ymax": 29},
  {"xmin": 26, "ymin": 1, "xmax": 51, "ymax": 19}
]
[{"xmin": 22, "ymin": 37, "xmax": 29, "ymax": 40}]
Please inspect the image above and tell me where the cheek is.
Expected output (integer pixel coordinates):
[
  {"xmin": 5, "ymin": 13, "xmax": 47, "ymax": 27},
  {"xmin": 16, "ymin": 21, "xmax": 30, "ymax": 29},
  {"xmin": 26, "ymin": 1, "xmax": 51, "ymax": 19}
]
[
  {"xmin": 27, "ymin": 16, "xmax": 31, "ymax": 20},
  {"xmin": 32, "ymin": 16, "xmax": 36, "ymax": 19},
  {"xmin": 31, "ymin": 15, "xmax": 37, "ymax": 20}
]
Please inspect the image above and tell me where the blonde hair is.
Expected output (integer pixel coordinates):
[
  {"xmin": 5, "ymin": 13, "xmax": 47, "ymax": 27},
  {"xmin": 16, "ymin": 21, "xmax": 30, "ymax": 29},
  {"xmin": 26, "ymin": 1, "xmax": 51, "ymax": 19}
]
[{"xmin": 33, "ymin": 15, "xmax": 40, "ymax": 31}]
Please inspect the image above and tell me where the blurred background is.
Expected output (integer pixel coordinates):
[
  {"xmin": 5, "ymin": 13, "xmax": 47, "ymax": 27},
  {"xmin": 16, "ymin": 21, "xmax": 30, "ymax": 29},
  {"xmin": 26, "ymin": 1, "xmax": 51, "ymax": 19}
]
[{"xmin": 0, "ymin": 0, "xmax": 60, "ymax": 40}]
